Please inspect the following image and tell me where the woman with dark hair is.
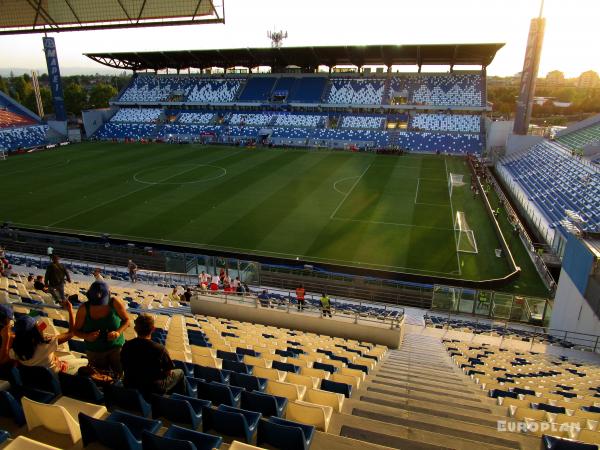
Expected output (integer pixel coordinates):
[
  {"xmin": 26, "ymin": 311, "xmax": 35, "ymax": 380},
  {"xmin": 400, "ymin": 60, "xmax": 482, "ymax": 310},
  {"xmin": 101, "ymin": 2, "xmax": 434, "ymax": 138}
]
[
  {"xmin": 10, "ymin": 301, "xmax": 87, "ymax": 374},
  {"xmin": 74, "ymin": 280, "xmax": 130, "ymax": 377}
]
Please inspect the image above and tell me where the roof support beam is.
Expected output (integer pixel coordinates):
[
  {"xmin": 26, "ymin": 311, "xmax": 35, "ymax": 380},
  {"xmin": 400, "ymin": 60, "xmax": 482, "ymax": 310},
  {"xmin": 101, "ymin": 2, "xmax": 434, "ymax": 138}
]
[
  {"xmin": 63, "ymin": 0, "xmax": 83, "ymax": 25},
  {"xmin": 136, "ymin": 0, "xmax": 148, "ymax": 23}
]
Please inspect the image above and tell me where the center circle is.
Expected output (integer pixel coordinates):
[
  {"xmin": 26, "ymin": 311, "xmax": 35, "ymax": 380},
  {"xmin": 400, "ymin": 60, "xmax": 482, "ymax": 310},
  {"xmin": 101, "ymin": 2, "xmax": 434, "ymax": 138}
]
[{"xmin": 133, "ymin": 164, "xmax": 227, "ymax": 185}]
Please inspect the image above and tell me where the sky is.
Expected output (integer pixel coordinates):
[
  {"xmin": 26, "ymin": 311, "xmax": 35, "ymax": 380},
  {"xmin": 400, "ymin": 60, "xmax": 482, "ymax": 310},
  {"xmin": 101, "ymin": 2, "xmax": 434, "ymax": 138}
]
[{"xmin": 0, "ymin": 0, "xmax": 598, "ymax": 77}]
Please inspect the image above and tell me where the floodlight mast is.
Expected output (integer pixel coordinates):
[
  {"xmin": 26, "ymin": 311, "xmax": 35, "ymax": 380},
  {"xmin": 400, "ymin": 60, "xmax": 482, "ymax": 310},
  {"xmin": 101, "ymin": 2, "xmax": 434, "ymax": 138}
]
[{"xmin": 267, "ymin": 29, "xmax": 288, "ymax": 48}]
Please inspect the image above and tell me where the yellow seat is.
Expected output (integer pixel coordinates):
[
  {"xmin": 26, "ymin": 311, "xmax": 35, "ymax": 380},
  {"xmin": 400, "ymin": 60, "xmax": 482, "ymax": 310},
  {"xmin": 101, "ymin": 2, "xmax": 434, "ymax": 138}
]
[
  {"xmin": 192, "ymin": 355, "xmax": 222, "ymax": 369},
  {"xmin": 286, "ymin": 373, "xmax": 319, "ymax": 390},
  {"xmin": 301, "ymin": 367, "xmax": 330, "ymax": 380},
  {"xmin": 304, "ymin": 388, "xmax": 345, "ymax": 413},
  {"xmin": 244, "ymin": 356, "xmax": 271, "ymax": 368},
  {"xmin": 266, "ymin": 380, "xmax": 306, "ymax": 401},
  {"xmin": 331, "ymin": 373, "xmax": 360, "ymax": 390},
  {"xmin": 253, "ymin": 366, "xmax": 287, "ymax": 382},
  {"xmin": 576, "ymin": 429, "xmax": 600, "ymax": 445},
  {"xmin": 286, "ymin": 400, "xmax": 333, "ymax": 432}
]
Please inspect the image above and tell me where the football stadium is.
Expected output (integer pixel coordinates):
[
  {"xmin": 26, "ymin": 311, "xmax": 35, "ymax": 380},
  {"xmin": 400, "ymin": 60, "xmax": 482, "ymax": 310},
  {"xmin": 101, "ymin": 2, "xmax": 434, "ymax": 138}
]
[{"xmin": 0, "ymin": 0, "xmax": 600, "ymax": 449}]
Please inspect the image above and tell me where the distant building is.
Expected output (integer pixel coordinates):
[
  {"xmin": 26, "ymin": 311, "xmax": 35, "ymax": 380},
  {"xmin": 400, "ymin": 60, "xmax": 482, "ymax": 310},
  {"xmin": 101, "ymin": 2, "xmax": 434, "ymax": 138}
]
[
  {"xmin": 578, "ymin": 70, "xmax": 599, "ymax": 89},
  {"xmin": 545, "ymin": 70, "xmax": 565, "ymax": 86}
]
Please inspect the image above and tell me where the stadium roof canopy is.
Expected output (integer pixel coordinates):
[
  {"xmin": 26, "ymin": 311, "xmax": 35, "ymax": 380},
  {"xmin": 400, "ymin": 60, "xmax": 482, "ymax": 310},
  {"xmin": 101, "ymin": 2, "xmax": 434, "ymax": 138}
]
[
  {"xmin": 0, "ymin": 0, "xmax": 223, "ymax": 35},
  {"xmin": 85, "ymin": 43, "xmax": 505, "ymax": 72}
]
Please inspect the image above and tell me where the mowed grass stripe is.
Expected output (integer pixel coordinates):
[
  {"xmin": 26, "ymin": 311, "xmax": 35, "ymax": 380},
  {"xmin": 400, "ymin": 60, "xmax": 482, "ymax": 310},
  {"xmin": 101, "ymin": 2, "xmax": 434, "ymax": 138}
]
[{"xmin": 0, "ymin": 143, "xmax": 545, "ymax": 286}]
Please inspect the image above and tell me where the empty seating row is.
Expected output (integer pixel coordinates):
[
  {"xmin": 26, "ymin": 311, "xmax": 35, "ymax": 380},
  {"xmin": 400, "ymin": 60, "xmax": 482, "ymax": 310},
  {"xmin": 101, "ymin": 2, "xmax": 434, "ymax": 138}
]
[
  {"xmin": 111, "ymin": 108, "xmax": 162, "ymax": 123},
  {"xmin": 410, "ymin": 113, "xmax": 481, "ymax": 133}
]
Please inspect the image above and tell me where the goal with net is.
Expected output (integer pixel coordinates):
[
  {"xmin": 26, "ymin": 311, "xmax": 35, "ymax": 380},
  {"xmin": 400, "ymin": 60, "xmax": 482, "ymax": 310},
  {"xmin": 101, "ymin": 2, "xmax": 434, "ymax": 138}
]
[
  {"xmin": 454, "ymin": 211, "xmax": 478, "ymax": 254},
  {"xmin": 448, "ymin": 173, "xmax": 465, "ymax": 197}
]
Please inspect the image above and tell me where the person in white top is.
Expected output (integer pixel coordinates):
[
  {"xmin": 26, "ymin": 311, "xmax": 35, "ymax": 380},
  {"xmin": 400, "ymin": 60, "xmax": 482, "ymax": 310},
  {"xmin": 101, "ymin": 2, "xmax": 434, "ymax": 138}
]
[
  {"xmin": 210, "ymin": 274, "xmax": 220, "ymax": 292},
  {"xmin": 93, "ymin": 268, "xmax": 105, "ymax": 281},
  {"xmin": 10, "ymin": 301, "xmax": 87, "ymax": 374},
  {"xmin": 198, "ymin": 271, "xmax": 209, "ymax": 286}
]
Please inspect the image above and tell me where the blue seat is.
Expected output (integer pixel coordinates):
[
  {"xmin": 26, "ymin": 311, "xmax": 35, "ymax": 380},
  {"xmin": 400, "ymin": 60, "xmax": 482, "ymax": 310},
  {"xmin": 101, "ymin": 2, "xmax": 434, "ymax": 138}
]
[
  {"xmin": 329, "ymin": 355, "xmax": 349, "ymax": 364},
  {"xmin": 320, "ymin": 379, "xmax": 352, "ymax": 398},
  {"xmin": 346, "ymin": 362, "xmax": 368, "ymax": 374},
  {"xmin": 489, "ymin": 389, "xmax": 519, "ymax": 399},
  {"xmin": 258, "ymin": 417, "xmax": 315, "ymax": 450},
  {"xmin": 222, "ymin": 359, "xmax": 253, "ymax": 375},
  {"xmin": 0, "ymin": 430, "xmax": 8, "ymax": 445},
  {"xmin": 151, "ymin": 394, "xmax": 203, "ymax": 430},
  {"xmin": 195, "ymin": 380, "xmax": 242, "ymax": 407},
  {"xmin": 104, "ymin": 385, "xmax": 152, "ymax": 417},
  {"xmin": 230, "ymin": 372, "xmax": 267, "ymax": 392},
  {"xmin": 58, "ymin": 372, "xmax": 104, "ymax": 404},
  {"xmin": 142, "ymin": 425, "xmax": 223, "ymax": 450},
  {"xmin": 313, "ymin": 362, "xmax": 337, "ymax": 374},
  {"xmin": 194, "ymin": 365, "xmax": 230, "ymax": 384},
  {"xmin": 68, "ymin": 339, "xmax": 87, "ymax": 353},
  {"xmin": 79, "ymin": 410, "xmax": 162, "ymax": 450},
  {"xmin": 272, "ymin": 361, "xmax": 300, "ymax": 374},
  {"xmin": 275, "ymin": 349, "xmax": 296, "ymax": 358},
  {"xmin": 0, "ymin": 391, "xmax": 25, "ymax": 426},
  {"xmin": 542, "ymin": 434, "xmax": 598, "ymax": 449},
  {"xmin": 241, "ymin": 390, "xmax": 287, "ymax": 417},
  {"xmin": 216, "ymin": 350, "xmax": 243, "ymax": 362},
  {"xmin": 535, "ymin": 403, "xmax": 566, "ymax": 414},
  {"xmin": 18, "ymin": 365, "xmax": 61, "ymax": 398},
  {"xmin": 236, "ymin": 347, "xmax": 260, "ymax": 357},
  {"xmin": 174, "ymin": 360, "xmax": 195, "ymax": 378},
  {"xmin": 205, "ymin": 404, "xmax": 261, "ymax": 443}
]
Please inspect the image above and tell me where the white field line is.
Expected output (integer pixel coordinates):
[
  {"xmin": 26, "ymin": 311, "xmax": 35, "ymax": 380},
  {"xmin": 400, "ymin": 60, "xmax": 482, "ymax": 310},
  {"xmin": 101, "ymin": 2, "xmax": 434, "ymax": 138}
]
[{"xmin": 329, "ymin": 162, "xmax": 373, "ymax": 219}]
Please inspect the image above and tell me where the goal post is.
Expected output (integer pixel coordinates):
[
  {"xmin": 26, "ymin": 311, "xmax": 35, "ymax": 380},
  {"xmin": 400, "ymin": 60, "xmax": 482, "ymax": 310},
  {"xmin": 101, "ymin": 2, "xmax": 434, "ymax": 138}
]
[
  {"xmin": 454, "ymin": 211, "xmax": 478, "ymax": 254},
  {"xmin": 448, "ymin": 173, "xmax": 465, "ymax": 197},
  {"xmin": 0, "ymin": 149, "xmax": 6, "ymax": 161}
]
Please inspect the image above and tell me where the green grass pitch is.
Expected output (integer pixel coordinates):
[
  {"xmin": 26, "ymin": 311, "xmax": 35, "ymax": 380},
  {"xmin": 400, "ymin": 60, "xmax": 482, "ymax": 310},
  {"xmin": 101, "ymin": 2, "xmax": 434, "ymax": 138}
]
[{"xmin": 1, "ymin": 142, "xmax": 548, "ymax": 296}]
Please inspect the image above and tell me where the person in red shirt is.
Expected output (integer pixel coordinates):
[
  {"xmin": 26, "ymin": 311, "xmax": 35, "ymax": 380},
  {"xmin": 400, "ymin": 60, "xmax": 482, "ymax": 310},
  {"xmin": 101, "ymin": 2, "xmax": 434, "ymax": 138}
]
[{"xmin": 295, "ymin": 285, "xmax": 305, "ymax": 311}]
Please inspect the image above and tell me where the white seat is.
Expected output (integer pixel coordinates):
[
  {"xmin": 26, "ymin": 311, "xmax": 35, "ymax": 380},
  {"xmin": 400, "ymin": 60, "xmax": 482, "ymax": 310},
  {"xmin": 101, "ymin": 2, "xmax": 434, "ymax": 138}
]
[
  {"xmin": 286, "ymin": 372, "xmax": 320, "ymax": 390},
  {"xmin": 228, "ymin": 441, "xmax": 266, "ymax": 450},
  {"xmin": 266, "ymin": 380, "xmax": 306, "ymax": 401},
  {"xmin": 253, "ymin": 366, "xmax": 286, "ymax": 382},
  {"xmin": 286, "ymin": 400, "xmax": 333, "ymax": 432},
  {"xmin": 304, "ymin": 388, "xmax": 345, "ymax": 413},
  {"xmin": 3, "ymin": 436, "xmax": 61, "ymax": 449},
  {"xmin": 192, "ymin": 354, "xmax": 222, "ymax": 369},
  {"xmin": 22, "ymin": 396, "xmax": 107, "ymax": 443}
]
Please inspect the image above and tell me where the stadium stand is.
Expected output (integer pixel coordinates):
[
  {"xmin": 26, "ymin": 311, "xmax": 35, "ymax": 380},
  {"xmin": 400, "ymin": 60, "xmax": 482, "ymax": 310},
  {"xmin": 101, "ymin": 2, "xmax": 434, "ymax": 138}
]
[
  {"xmin": 390, "ymin": 73, "xmax": 484, "ymax": 107},
  {"xmin": 94, "ymin": 122, "xmax": 158, "ymax": 140},
  {"xmin": 274, "ymin": 113, "xmax": 324, "ymax": 128},
  {"xmin": 556, "ymin": 122, "xmax": 600, "ymax": 150},
  {"xmin": 92, "ymin": 71, "xmax": 489, "ymax": 153},
  {"xmin": 340, "ymin": 115, "xmax": 385, "ymax": 129},
  {"xmin": 187, "ymin": 79, "xmax": 243, "ymax": 103},
  {"xmin": 410, "ymin": 113, "xmax": 481, "ymax": 133},
  {"xmin": 238, "ymin": 78, "xmax": 277, "ymax": 102},
  {"xmin": 0, "ymin": 110, "xmax": 35, "ymax": 128},
  {"xmin": 110, "ymin": 108, "xmax": 162, "ymax": 123},
  {"xmin": 0, "ymin": 92, "xmax": 49, "ymax": 152},
  {"xmin": 445, "ymin": 338, "xmax": 600, "ymax": 446},
  {"xmin": 497, "ymin": 140, "xmax": 600, "ymax": 233},
  {"xmin": 0, "ymin": 125, "xmax": 49, "ymax": 151},
  {"xmin": 326, "ymin": 79, "xmax": 385, "ymax": 105},
  {"xmin": 229, "ymin": 113, "xmax": 273, "ymax": 127},
  {"xmin": 178, "ymin": 112, "xmax": 216, "ymax": 124}
]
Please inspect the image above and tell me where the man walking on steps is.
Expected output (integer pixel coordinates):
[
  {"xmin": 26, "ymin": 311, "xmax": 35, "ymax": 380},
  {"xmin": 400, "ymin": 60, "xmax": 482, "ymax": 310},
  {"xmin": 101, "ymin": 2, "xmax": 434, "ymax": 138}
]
[{"xmin": 45, "ymin": 255, "xmax": 71, "ymax": 304}]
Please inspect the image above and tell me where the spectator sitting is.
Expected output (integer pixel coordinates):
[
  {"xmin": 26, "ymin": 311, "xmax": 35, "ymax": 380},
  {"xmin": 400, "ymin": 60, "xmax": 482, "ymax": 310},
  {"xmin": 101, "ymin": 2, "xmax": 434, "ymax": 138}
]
[
  {"xmin": 210, "ymin": 273, "xmax": 220, "ymax": 292},
  {"xmin": 74, "ymin": 280, "xmax": 130, "ymax": 377},
  {"xmin": 168, "ymin": 287, "xmax": 180, "ymax": 303},
  {"xmin": 182, "ymin": 287, "xmax": 192, "ymax": 303},
  {"xmin": 0, "ymin": 305, "xmax": 15, "ymax": 378},
  {"xmin": 25, "ymin": 275, "xmax": 35, "ymax": 290},
  {"xmin": 120, "ymin": 314, "xmax": 185, "ymax": 396},
  {"xmin": 34, "ymin": 275, "xmax": 47, "ymax": 292},
  {"xmin": 10, "ymin": 301, "xmax": 88, "ymax": 374},
  {"xmin": 258, "ymin": 290, "xmax": 271, "ymax": 308},
  {"xmin": 93, "ymin": 268, "xmax": 104, "ymax": 281}
]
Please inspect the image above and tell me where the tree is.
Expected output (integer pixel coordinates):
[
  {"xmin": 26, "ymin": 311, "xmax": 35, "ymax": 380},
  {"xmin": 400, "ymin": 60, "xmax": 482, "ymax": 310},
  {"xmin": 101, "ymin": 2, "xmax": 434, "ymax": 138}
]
[
  {"xmin": 63, "ymin": 82, "xmax": 87, "ymax": 116},
  {"xmin": 0, "ymin": 76, "xmax": 8, "ymax": 95},
  {"xmin": 40, "ymin": 87, "xmax": 53, "ymax": 115},
  {"xmin": 88, "ymin": 83, "xmax": 117, "ymax": 109}
]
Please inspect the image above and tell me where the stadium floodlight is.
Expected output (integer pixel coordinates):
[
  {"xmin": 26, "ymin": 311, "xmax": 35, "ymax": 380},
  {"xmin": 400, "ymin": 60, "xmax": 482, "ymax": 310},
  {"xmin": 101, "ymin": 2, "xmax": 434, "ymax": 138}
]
[{"xmin": 267, "ymin": 29, "xmax": 288, "ymax": 48}]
